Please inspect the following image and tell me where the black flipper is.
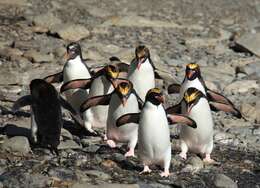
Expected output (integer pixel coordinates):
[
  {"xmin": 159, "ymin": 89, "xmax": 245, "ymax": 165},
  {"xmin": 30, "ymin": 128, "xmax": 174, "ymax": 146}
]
[
  {"xmin": 167, "ymin": 114, "xmax": 197, "ymax": 128},
  {"xmin": 12, "ymin": 95, "xmax": 32, "ymax": 113},
  {"xmin": 209, "ymin": 101, "xmax": 242, "ymax": 118},
  {"xmin": 116, "ymin": 113, "xmax": 140, "ymax": 127},
  {"xmin": 206, "ymin": 89, "xmax": 234, "ymax": 105},
  {"xmin": 133, "ymin": 89, "xmax": 144, "ymax": 109},
  {"xmin": 44, "ymin": 72, "xmax": 63, "ymax": 83},
  {"xmin": 165, "ymin": 102, "xmax": 182, "ymax": 114},
  {"xmin": 59, "ymin": 96, "xmax": 77, "ymax": 115},
  {"xmin": 80, "ymin": 94, "xmax": 112, "ymax": 113},
  {"xmin": 60, "ymin": 79, "xmax": 93, "ymax": 93},
  {"xmin": 167, "ymin": 83, "xmax": 181, "ymax": 94}
]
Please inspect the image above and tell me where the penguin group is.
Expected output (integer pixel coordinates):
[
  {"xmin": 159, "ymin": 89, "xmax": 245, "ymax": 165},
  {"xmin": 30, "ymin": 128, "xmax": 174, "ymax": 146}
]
[{"xmin": 12, "ymin": 42, "xmax": 242, "ymax": 177}]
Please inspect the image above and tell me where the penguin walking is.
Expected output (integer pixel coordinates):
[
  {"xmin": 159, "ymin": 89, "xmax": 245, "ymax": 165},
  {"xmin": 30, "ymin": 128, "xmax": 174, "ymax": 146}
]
[
  {"xmin": 117, "ymin": 88, "xmax": 197, "ymax": 177},
  {"xmin": 80, "ymin": 79, "xmax": 143, "ymax": 157},
  {"xmin": 12, "ymin": 79, "xmax": 77, "ymax": 154},
  {"xmin": 167, "ymin": 63, "xmax": 241, "ymax": 118},
  {"xmin": 44, "ymin": 42, "xmax": 94, "ymax": 132},
  {"xmin": 166, "ymin": 87, "xmax": 240, "ymax": 162},
  {"xmin": 60, "ymin": 64, "xmax": 126, "ymax": 129}
]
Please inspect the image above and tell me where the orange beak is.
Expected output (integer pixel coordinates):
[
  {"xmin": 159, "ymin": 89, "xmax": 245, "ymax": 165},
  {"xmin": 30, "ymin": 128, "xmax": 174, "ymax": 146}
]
[
  {"xmin": 187, "ymin": 70, "xmax": 194, "ymax": 79},
  {"xmin": 187, "ymin": 103, "xmax": 194, "ymax": 114},
  {"xmin": 155, "ymin": 95, "xmax": 165, "ymax": 104},
  {"xmin": 121, "ymin": 97, "xmax": 127, "ymax": 106}
]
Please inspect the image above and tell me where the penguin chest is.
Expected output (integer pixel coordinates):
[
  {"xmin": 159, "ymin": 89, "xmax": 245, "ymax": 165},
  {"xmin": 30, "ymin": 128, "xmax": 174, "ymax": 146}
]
[
  {"xmin": 88, "ymin": 76, "xmax": 113, "ymax": 126},
  {"xmin": 138, "ymin": 103, "xmax": 170, "ymax": 160},
  {"xmin": 107, "ymin": 94, "xmax": 139, "ymax": 141},
  {"xmin": 180, "ymin": 78, "xmax": 206, "ymax": 101},
  {"xmin": 128, "ymin": 60, "xmax": 155, "ymax": 100},
  {"xmin": 180, "ymin": 98, "xmax": 214, "ymax": 153}
]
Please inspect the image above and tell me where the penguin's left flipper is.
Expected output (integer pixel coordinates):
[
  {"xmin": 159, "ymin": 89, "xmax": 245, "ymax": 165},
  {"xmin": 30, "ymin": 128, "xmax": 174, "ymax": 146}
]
[
  {"xmin": 206, "ymin": 89, "xmax": 234, "ymax": 105},
  {"xmin": 165, "ymin": 103, "xmax": 182, "ymax": 114},
  {"xmin": 60, "ymin": 79, "xmax": 92, "ymax": 93},
  {"xmin": 167, "ymin": 114, "xmax": 197, "ymax": 128},
  {"xmin": 43, "ymin": 72, "xmax": 63, "ymax": 83},
  {"xmin": 167, "ymin": 83, "xmax": 181, "ymax": 94},
  {"xmin": 12, "ymin": 95, "xmax": 32, "ymax": 113},
  {"xmin": 59, "ymin": 96, "xmax": 77, "ymax": 115},
  {"xmin": 80, "ymin": 94, "xmax": 111, "ymax": 113},
  {"xmin": 116, "ymin": 113, "xmax": 140, "ymax": 127},
  {"xmin": 133, "ymin": 90, "xmax": 144, "ymax": 109},
  {"xmin": 209, "ymin": 101, "xmax": 242, "ymax": 118}
]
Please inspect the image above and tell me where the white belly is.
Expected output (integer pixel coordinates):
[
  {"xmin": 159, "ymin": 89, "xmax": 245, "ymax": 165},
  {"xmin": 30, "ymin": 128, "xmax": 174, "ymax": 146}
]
[
  {"xmin": 88, "ymin": 76, "xmax": 114, "ymax": 127},
  {"xmin": 180, "ymin": 98, "xmax": 214, "ymax": 154},
  {"xmin": 179, "ymin": 78, "xmax": 206, "ymax": 102},
  {"xmin": 62, "ymin": 57, "xmax": 91, "ymax": 110},
  {"xmin": 138, "ymin": 102, "xmax": 171, "ymax": 161},
  {"xmin": 107, "ymin": 93, "xmax": 139, "ymax": 142},
  {"xmin": 128, "ymin": 59, "xmax": 155, "ymax": 101}
]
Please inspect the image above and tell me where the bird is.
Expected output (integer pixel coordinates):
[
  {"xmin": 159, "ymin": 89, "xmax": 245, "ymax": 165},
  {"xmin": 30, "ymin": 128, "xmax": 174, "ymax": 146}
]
[
  {"xmin": 12, "ymin": 79, "xmax": 77, "ymax": 155},
  {"xmin": 166, "ymin": 87, "xmax": 240, "ymax": 163},
  {"xmin": 167, "ymin": 63, "xmax": 241, "ymax": 118},
  {"xmin": 79, "ymin": 79, "xmax": 143, "ymax": 157},
  {"xmin": 116, "ymin": 88, "xmax": 197, "ymax": 177}
]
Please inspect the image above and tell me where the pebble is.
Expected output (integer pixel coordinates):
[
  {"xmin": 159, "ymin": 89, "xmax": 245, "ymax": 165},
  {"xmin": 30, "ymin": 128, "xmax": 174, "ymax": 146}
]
[
  {"xmin": 23, "ymin": 50, "xmax": 54, "ymax": 63},
  {"xmin": 85, "ymin": 170, "xmax": 111, "ymax": 181},
  {"xmin": 58, "ymin": 140, "xmax": 82, "ymax": 150},
  {"xmin": 224, "ymin": 80, "xmax": 259, "ymax": 94},
  {"xmin": 213, "ymin": 174, "xmax": 238, "ymax": 188},
  {"xmin": 72, "ymin": 183, "xmax": 139, "ymax": 188},
  {"xmin": 235, "ymin": 33, "xmax": 260, "ymax": 57},
  {"xmin": 1, "ymin": 136, "xmax": 31, "ymax": 155}
]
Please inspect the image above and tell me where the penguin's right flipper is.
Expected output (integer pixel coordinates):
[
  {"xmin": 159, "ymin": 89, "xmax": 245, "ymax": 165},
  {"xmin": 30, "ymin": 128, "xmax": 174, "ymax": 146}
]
[
  {"xmin": 167, "ymin": 114, "xmax": 197, "ymax": 128},
  {"xmin": 59, "ymin": 96, "xmax": 77, "ymax": 115},
  {"xmin": 167, "ymin": 83, "xmax": 181, "ymax": 94},
  {"xmin": 206, "ymin": 89, "xmax": 233, "ymax": 105},
  {"xmin": 133, "ymin": 90, "xmax": 144, "ymax": 109},
  {"xmin": 116, "ymin": 113, "xmax": 140, "ymax": 127},
  {"xmin": 12, "ymin": 95, "xmax": 32, "ymax": 113},
  {"xmin": 44, "ymin": 72, "xmax": 63, "ymax": 83},
  {"xmin": 60, "ymin": 79, "xmax": 92, "ymax": 93},
  {"xmin": 209, "ymin": 101, "xmax": 242, "ymax": 118},
  {"xmin": 165, "ymin": 103, "xmax": 182, "ymax": 114},
  {"xmin": 80, "ymin": 94, "xmax": 111, "ymax": 113}
]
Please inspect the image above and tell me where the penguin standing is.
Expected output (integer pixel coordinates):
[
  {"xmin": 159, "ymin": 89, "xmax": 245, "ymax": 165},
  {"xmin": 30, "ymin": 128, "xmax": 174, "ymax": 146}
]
[
  {"xmin": 127, "ymin": 46, "xmax": 156, "ymax": 101},
  {"xmin": 117, "ymin": 88, "xmax": 196, "ymax": 177},
  {"xmin": 44, "ymin": 42, "xmax": 95, "ymax": 132},
  {"xmin": 80, "ymin": 79, "xmax": 143, "ymax": 157},
  {"xmin": 166, "ymin": 87, "xmax": 240, "ymax": 162},
  {"xmin": 60, "ymin": 64, "xmax": 126, "ymax": 128},
  {"xmin": 167, "ymin": 63, "xmax": 241, "ymax": 118},
  {"xmin": 12, "ymin": 79, "xmax": 77, "ymax": 154}
]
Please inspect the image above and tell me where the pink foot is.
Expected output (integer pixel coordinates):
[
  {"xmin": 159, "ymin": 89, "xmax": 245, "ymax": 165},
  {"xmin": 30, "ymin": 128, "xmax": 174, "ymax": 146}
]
[
  {"xmin": 203, "ymin": 154, "xmax": 215, "ymax": 163},
  {"xmin": 179, "ymin": 152, "xmax": 187, "ymax": 160},
  {"xmin": 106, "ymin": 139, "xmax": 116, "ymax": 148},
  {"xmin": 139, "ymin": 165, "xmax": 152, "ymax": 174},
  {"xmin": 160, "ymin": 170, "xmax": 170, "ymax": 177},
  {"xmin": 124, "ymin": 148, "xmax": 135, "ymax": 157}
]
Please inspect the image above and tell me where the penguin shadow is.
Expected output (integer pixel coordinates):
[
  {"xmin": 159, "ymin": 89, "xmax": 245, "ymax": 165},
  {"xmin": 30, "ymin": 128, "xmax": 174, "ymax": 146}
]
[
  {"xmin": 0, "ymin": 105, "xmax": 30, "ymax": 117},
  {"xmin": 1, "ymin": 123, "xmax": 31, "ymax": 139}
]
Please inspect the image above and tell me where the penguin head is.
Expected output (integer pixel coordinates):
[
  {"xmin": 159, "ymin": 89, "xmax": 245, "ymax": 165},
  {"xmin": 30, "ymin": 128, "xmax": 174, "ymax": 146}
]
[
  {"xmin": 105, "ymin": 64, "xmax": 120, "ymax": 81},
  {"xmin": 135, "ymin": 45, "xmax": 150, "ymax": 70},
  {"xmin": 66, "ymin": 42, "xmax": 82, "ymax": 60},
  {"xmin": 30, "ymin": 79, "xmax": 56, "ymax": 100},
  {"xmin": 183, "ymin": 87, "xmax": 204, "ymax": 113},
  {"xmin": 115, "ymin": 79, "xmax": 133, "ymax": 106},
  {"xmin": 185, "ymin": 63, "xmax": 201, "ymax": 80},
  {"xmin": 145, "ymin": 88, "xmax": 164, "ymax": 106}
]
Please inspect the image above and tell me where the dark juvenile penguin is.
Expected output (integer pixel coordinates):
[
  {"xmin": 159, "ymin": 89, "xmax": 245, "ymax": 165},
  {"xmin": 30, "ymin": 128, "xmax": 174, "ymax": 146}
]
[
  {"xmin": 12, "ymin": 79, "xmax": 76, "ymax": 154},
  {"xmin": 116, "ymin": 88, "xmax": 196, "ymax": 177},
  {"xmin": 167, "ymin": 63, "xmax": 241, "ymax": 118}
]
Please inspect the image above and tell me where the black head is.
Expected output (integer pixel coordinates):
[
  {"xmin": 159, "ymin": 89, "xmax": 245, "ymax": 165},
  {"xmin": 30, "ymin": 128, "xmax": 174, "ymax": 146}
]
[
  {"xmin": 66, "ymin": 42, "xmax": 82, "ymax": 60},
  {"xmin": 185, "ymin": 63, "xmax": 201, "ymax": 80},
  {"xmin": 145, "ymin": 88, "xmax": 164, "ymax": 106},
  {"xmin": 104, "ymin": 64, "xmax": 120, "ymax": 81},
  {"xmin": 135, "ymin": 45, "xmax": 150, "ymax": 69},
  {"xmin": 30, "ymin": 79, "xmax": 57, "ymax": 100},
  {"xmin": 115, "ymin": 79, "xmax": 133, "ymax": 106},
  {"xmin": 183, "ymin": 87, "xmax": 205, "ymax": 113}
]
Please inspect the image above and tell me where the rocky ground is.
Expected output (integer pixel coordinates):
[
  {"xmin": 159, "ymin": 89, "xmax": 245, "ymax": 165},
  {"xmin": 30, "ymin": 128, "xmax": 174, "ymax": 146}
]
[{"xmin": 0, "ymin": 0, "xmax": 260, "ymax": 187}]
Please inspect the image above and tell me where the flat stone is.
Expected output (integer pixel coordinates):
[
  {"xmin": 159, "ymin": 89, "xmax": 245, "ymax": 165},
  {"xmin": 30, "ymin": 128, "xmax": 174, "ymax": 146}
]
[
  {"xmin": 60, "ymin": 128, "xmax": 73, "ymax": 140},
  {"xmin": 241, "ymin": 102, "xmax": 260, "ymax": 123},
  {"xmin": 33, "ymin": 12, "xmax": 62, "ymax": 30},
  {"xmin": 23, "ymin": 50, "xmax": 54, "ymax": 63},
  {"xmin": 85, "ymin": 170, "xmax": 111, "ymax": 181},
  {"xmin": 213, "ymin": 174, "xmax": 238, "ymax": 188},
  {"xmin": 58, "ymin": 140, "xmax": 82, "ymax": 150},
  {"xmin": 224, "ymin": 80, "xmax": 259, "ymax": 94},
  {"xmin": 72, "ymin": 183, "xmax": 139, "ymax": 188},
  {"xmin": 1, "ymin": 136, "xmax": 31, "ymax": 155},
  {"xmin": 182, "ymin": 156, "xmax": 204, "ymax": 172},
  {"xmin": 51, "ymin": 24, "xmax": 90, "ymax": 42},
  {"xmin": 235, "ymin": 33, "xmax": 260, "ymax": 57},
  {"xmin": 0, "ymin": 0, "xmax": 29, "ymax": 6}
]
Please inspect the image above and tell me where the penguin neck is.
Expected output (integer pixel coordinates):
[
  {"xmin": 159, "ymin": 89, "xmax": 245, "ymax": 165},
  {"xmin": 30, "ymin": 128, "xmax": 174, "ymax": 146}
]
[{"xmin": 67, "ymin": 55, "xmax": 83, "ymax": 65}]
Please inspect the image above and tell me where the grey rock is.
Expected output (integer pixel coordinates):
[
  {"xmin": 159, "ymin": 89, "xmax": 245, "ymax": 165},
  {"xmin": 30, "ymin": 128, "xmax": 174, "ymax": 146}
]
[
  {"xmin": 235, "ymin": 33, "xmax": 260, "ymax": 57},
  {"xmin": 182, "ymin": 156, "xmax": 204, "ymax": 173},
  {"xmin": 224, "ymin": 80, "xmax": 259, "ymax": 94},
  {"xmin": 33, "ymin": 12, "xmax": 62, "ymax": 30},
  {"xmin": 213, "ymin": 174, "xmax": 238, "ymax": 188},
  {"xmin": 23, "ymin": 50, "xmax": 54, "ymax": 63},
  {"xmin": 51, "ymin": 24, "xmax": 90, "ymax": 42},
  {"xmin": 241, "ymin": 102, "xmax": 260, "ymax": 123},
  {"xmin": 60, "ymin": 128, "xmax": 73, "ymax": 140},
  {"xmin": 1, "ymin": 136, "xmax": 31, "ymax": 155},
  {"xmin": 58, "ymin": 140, "xmax": 82, "ymax": 150},
  {"xmin": 48, "ymin": 168, "xmax": 76, "ymax": 180},
  {"xmin": 0, "ymin": 0, "xmax": 30, "ymax": 6},
  {"xmin": 72, "ymin": 183, "xmax": 139, "ymax": 188},
  {"xmin": 85, "ymin": 170, "xmax": 111, "ymax": 181}
]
